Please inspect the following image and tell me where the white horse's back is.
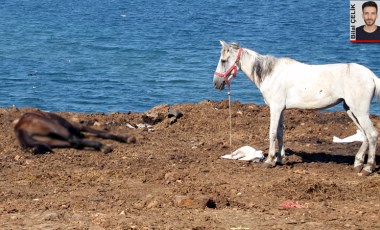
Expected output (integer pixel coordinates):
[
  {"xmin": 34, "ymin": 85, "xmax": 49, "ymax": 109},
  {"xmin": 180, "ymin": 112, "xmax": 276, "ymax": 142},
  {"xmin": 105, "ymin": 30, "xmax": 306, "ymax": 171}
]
[{"xmin": 265, "ymin": 60, "xmax": 380, "ymax": 110}]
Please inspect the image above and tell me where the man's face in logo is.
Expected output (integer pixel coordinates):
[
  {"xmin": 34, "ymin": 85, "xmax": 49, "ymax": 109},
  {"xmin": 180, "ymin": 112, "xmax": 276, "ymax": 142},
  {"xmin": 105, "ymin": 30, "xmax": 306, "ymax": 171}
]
[{"xmin": 363, "ymin": 6, "xmax": 378, "ymax": 26}]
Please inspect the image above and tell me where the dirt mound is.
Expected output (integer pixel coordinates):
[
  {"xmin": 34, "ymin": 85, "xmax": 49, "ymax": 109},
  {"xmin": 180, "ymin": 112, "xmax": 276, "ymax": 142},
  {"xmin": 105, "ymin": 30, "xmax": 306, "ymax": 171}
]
[{"xmin": 0, "ymin": 101, "xmax": 379, "ymax": 229}]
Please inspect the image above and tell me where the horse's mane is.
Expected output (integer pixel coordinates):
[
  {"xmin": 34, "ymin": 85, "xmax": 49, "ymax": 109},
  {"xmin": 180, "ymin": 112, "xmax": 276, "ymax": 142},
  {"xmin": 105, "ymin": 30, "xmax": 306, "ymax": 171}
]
[
  {"xmin": 230, "ymin": 43, "xmax": 280, "ymax": 85},
  {"xmin": 251, "ymin": 54, "xmax": 278, "ymax": 85},
  {"xmin": 231, "ymin": 42, "xmax": 240, "ymax": 49}
]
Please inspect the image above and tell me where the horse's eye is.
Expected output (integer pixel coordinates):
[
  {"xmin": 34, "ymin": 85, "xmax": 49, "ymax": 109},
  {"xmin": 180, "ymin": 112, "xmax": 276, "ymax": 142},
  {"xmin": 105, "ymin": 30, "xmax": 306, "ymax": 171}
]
[{"xmin": 221, "ymin": 59, "xmax": 227, "ymax": 63}]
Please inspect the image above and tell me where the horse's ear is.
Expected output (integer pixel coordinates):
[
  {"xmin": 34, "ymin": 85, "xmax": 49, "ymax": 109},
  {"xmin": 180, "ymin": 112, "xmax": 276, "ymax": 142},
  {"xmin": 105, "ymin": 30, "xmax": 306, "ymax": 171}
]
[{"xmin": 220, "ymin": 40, "xmax": 229, "ymax": 48}]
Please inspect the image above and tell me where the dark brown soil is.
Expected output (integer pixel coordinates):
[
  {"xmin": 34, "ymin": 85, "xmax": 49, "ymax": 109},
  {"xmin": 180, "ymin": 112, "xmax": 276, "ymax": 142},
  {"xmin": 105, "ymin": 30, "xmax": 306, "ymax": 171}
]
[{"xmin": 0, "ymin": 100, "xmax": 379, "ymax": 229}]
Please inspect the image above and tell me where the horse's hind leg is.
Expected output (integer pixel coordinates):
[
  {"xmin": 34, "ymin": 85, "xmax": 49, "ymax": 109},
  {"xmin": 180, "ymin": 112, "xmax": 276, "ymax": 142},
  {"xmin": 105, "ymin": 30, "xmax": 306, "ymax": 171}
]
[
  {"xmin": 355, "ymin": 114, "xmax": 378, "ymax": 175},
  {"xmin": 81, "ymin": 140, "xmax": 113, "ymax": 154},
  {"xmin": 71, "ymin": 137, "xmax": 113, "ymax": 154},
  {"xmin": 345, "ymin": 109, "xmax": 369, "ymax": 172},
  {"xmin": 16, "ymin": 130, "xmax": 54, "ymax": 154},
  {"xmin": 79, "ymin": 126, "xmax": 135, "ymax": 143}
]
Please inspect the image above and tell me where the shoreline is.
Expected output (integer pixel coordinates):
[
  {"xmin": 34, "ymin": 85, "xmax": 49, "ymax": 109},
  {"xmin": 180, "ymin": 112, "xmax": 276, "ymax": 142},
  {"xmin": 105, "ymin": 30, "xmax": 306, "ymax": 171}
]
[{"xmin": 3, "ymin": 99, "xmax": 380, "ymax": 118}]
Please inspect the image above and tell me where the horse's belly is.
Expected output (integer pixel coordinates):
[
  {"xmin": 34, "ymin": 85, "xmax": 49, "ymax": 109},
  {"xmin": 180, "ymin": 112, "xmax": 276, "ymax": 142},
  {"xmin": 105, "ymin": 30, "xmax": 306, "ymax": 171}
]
[{"xmin": 285, "ymin": 88, "xmax": 342, "ymax": 109}]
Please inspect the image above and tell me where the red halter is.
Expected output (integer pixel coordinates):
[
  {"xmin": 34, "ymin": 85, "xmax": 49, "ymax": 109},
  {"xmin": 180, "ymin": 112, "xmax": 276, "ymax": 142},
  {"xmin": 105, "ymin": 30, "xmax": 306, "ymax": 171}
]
[{"xmin": 214, "ymin": 48, "xmax": 243, "ymax": 90}]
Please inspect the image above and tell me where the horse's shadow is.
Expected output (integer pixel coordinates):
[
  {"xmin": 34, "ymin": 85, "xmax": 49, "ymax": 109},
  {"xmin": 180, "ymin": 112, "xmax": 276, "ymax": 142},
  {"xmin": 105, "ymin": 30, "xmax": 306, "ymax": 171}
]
[{"xmin": 285, "ymin": 148, "xmax": 380, "ymax": 168}]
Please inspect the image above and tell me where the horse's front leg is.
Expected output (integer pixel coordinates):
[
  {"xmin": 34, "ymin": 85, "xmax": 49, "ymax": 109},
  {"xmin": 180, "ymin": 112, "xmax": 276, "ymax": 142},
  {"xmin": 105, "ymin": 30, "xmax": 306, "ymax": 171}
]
[
  {"xmin": 276, "ymin": 111, "xmax": 285, "ymax": 164},
  {"xmin": 264, "ymin": 106, "xmax": 284, "ymax": 167}
]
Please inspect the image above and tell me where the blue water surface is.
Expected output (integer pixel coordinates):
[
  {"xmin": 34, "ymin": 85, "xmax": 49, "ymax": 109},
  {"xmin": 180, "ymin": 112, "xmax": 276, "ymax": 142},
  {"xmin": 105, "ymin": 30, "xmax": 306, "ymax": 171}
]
[{"xmin": 1, "ymin": 0, "xmax": 379, "ymax": 114}]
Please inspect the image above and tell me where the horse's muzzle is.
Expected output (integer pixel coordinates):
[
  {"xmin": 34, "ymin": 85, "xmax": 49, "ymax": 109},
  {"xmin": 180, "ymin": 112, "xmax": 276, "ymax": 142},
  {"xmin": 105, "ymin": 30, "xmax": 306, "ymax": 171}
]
[{"xmin": 213, "ymin": 75, "xmax": 225, "ymax": 90}]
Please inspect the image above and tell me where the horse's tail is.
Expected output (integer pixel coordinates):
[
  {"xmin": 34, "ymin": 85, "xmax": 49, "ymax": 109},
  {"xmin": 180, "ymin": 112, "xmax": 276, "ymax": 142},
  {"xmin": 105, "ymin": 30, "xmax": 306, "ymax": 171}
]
[{"xmin": 372, "ymin": 74, "xmax": 380, "ymax": 103}]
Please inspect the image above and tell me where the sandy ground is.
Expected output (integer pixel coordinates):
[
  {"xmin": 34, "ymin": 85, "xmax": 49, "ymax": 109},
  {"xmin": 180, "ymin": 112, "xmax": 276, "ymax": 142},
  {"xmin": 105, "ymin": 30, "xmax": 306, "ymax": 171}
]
[{"xmin": 0, "ymin": 100, "xmax": 379, "ymax": 230}]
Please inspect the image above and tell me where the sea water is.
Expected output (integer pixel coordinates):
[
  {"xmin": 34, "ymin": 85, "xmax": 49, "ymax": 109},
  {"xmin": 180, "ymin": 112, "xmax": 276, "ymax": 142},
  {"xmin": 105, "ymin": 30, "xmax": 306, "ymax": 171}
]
[{"xmin": 1, "ymin": 0, "xmax": 379, "ymax": 114}]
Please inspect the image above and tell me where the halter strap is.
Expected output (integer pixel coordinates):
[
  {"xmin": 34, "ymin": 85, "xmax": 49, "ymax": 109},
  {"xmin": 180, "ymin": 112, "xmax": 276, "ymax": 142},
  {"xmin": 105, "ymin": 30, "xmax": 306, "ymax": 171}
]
[{"xmin": 214, "ymin": 48, "xmax": 243, "ymax": 89}]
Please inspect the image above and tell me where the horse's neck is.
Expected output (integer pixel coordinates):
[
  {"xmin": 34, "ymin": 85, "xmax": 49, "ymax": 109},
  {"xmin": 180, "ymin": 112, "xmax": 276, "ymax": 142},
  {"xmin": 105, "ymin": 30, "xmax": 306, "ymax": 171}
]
[
  {"xmin": 240, "ymin": 48, "xmax": 279, "ymax": 87},
  {"xmin": 239, "ymin": 49, "xmax": 261, "ymax": 86}
]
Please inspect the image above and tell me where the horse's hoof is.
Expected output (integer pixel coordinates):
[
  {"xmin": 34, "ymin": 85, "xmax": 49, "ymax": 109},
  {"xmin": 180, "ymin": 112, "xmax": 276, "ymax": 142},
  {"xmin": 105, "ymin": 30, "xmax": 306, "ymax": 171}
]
[
  {"xmin": 263, "ymin": 161, "xmax": 276, "ymax": 168},
  {"xmin": 359, "ymin": 165, "xmax": 374, "ymax": 176},
  {"xmin": 276, "ymin": 159, "xmax": 285, "ymax": 166},
  {"xmin": 354, "ymin": 165, "xmax": 363, "ymax": 173},
  {"xmin": 127, "ymin": 136, "xmax": 137, "ymax": 144},
  {"xmin": 33, "ymin": 145, "xmax": 53, "ymax": 154},
  {"xmin": 360, "ymin": 169, "xmax": 372, "ymax": 176},
  {"xmin": 102, "ymin": 146, "xmax": 113, "ymax": 154}
]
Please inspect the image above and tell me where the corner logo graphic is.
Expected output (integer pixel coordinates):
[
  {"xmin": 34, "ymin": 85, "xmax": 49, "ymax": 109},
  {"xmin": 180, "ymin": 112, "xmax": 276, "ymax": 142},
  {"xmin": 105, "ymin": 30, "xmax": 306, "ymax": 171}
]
[{"xmin": 350, "ymin": 1, "xmax": 380, "ymax": 42}]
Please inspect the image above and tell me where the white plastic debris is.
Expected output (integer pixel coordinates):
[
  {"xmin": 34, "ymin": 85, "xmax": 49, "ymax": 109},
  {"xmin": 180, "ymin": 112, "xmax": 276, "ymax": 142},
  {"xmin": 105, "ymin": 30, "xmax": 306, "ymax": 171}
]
[
  {"xmin": 333, "ymin": 130, "xmax": 364, "ymax": 143},
  {"xmin": 221, "ymin": 146, "xmax": 264, "ymax": 162},
  {"xmin": 126, "ymin": 123, "xmax": 136, "ymax": 129}
]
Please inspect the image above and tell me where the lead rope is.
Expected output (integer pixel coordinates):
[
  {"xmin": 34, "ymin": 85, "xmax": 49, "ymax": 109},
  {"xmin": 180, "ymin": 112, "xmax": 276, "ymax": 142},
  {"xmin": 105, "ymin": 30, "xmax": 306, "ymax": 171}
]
[{"xmin": 228, "ymin": 88, "xmax": 232, "ymax": 149}]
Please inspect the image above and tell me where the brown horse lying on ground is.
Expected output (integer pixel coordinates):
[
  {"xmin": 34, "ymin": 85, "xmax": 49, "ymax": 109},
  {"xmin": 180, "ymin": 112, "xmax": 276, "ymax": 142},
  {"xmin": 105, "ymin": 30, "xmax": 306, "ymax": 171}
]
[{"xmin": 14, "ymin": 110, "xmax": 135, "ymax": 154}]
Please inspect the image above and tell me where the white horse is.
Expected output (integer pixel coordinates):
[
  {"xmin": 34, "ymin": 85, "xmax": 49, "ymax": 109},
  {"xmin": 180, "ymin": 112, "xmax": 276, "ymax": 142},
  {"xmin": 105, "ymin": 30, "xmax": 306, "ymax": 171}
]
[{"xmin": 213, "ymin": 40, "xmax": 380, "ymax": 175}]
